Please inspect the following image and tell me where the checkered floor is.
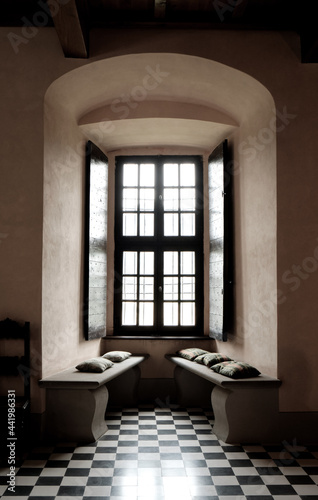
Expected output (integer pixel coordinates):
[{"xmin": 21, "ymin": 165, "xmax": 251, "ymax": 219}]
[{"xmin": 1, "ymin": 406, "xmax": 318, "ymax": 499}]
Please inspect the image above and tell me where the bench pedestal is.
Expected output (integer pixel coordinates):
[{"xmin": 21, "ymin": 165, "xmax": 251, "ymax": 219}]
[
  {"xmin": 39, "ymin": 356, "xmax": 146, "ymax": 443},
  {"xmin": 212, "ymin": 384, "xmax": 280, "ymax": 443},
  {"xmin": 168, "ymin": 355, "xmax": 281, "ymax": 444},
  {"xmin": 46, "ymin": 385, "xmax": 109, "ymax": 443}
]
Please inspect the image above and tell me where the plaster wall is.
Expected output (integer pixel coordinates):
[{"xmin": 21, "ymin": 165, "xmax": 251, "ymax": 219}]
[
  {"xmin": 42, "ymin": 104, "xmax": 101, "ymax": 378},
  {"xmin": 0, "ymin": 27, "xmax": 317, "ymax": 414},
  {"xmin": 0, "ymin": 29, "xmax": 84, "ymax": 411}
]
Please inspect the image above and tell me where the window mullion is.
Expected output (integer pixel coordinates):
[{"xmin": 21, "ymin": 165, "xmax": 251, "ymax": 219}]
[
  {"xmin": 156, "ymin": 250, "xmax": 163, "ymax": 333},
  {"xmin": 155, "ymin": 160, "xmax": 164, "ymax": 332},
  {"xmin": 178, "ymin": 250, "xmax": 181, "ymax": 326},
  {"xmin": 137, "ymin": 164, "xmax": 140, "ymax": 237},
  {"xmin": 136, "ymin": 250, "xmax": 140, "ymax": 327},
  {"xmin": 178, "ymin": 163, "xmax": 181, "ymax": 238}
]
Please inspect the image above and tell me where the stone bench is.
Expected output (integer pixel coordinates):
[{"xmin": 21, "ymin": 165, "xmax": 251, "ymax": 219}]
[
  {"xmin": 39, "ymin": 355, "xmax": 148, "ymax": 443},
  {"xmin": 166, "ymin": 354, "xmax": 281, "ymax": 444}
]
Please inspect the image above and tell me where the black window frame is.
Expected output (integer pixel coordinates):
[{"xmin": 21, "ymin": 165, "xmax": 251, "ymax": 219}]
[{"xmin": 114, "ymin": 155, "xmax": 204, "ymax": 337}]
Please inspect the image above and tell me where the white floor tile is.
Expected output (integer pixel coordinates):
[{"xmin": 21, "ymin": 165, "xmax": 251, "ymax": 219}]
[
  {"xmin": 241, "ymin": 484, "xmax": 271, "ymax": 495},
  {"xmin": 292, "ymin": 483, "xmax": 318, "ymax": 495},
  {"xmin": 29, "ymin": 485, "xmax": 60, "ymax": 496},
  {"xmin": 261, "ymin": 475, "xmax": 290, "ymax": 485},
  {"xmin": 83, "ymin": 485, "xmax": 112, "ymax": 496}
]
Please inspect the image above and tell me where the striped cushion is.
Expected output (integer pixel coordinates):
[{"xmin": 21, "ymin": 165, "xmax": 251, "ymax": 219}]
[
  {"xmin": 195, "ymin": 352, "xmax": 232, "ymax": 367},
  {"xmin": 211, "ymin": 361, "xmax": 260, "ymax": 378},
  {"xmin": 75, "ymin": 357, "xmax": 113, "ymax": 373},
  {"xmin": 176, "ymin": 348, "xmax": 210, "ymax": 361}
]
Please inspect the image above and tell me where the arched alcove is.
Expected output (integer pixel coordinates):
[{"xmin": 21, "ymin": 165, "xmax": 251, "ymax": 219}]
[{"xmin": 42, "ymin": 54, "xmax": 277, "ymax": 382}]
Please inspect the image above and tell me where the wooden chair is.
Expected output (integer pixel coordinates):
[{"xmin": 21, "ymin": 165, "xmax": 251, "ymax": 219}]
[{"xmin": 0, "ymin": 318, "xmax": 31, "ymax": 461}]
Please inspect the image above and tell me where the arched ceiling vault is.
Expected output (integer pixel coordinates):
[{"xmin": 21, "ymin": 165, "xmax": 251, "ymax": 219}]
[{"xmin": 45, "ymin": 53, "xmax": 274, "ymax": 153}]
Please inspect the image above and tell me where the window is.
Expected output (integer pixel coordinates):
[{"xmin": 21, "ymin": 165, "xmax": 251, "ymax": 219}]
[{"xmin": 114, "ymin": 156, "xmax": 203, "ymax": 336}]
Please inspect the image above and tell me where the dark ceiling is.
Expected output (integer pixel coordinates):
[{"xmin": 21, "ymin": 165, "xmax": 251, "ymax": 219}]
[{"xmin": 1, "ymin": 0, "xmax": 317, "ymax": 62}]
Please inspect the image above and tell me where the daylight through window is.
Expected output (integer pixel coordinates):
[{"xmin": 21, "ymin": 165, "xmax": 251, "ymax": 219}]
[{"xmin": 114, "ymin": 156, "xmax": 203, "ymax": 336}]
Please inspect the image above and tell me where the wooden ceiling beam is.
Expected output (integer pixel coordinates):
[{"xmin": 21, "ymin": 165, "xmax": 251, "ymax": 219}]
[
  {"xmin": 49, "ymin": 0, "xmax": 89, "ymax": 58},
  {"xmin": 299, "ymin": 1, "xmax": 318, "ymax": 62}
]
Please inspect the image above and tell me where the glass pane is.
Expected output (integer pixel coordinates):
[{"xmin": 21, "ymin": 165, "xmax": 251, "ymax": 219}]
[
  {"xmin": 123, "ymin": 188, "xmax": 138, "ymax": 211},
  {"xmin": 180, "ymin": 213, "xmax": 195, "ymax": 236},
  {"xmin": 123, "ymin": 251, "xmax": 137, "ymax": 275},
  {"xmin": 180, "ymin": 188, "xmax": 195, "ymax": 211},
  {"xmin": 181, "ymin": 302, "xmax": 195, "ymax": 325},
  {"xmin": 164, "ymin": 302, "xmax": 178, "ymax": 326},
  {"xmin": 140, "ymin": 188, "xmax": 154, "ymax": 211},
  {"xmin": 181, "ymin": 277, "xmax": 195, "ymax": 300},
  {"xmin": 140, "ymin": 213, "xmax": 154, "ymax": 236},
  {"xmin": 164, "ymin": 277, "xmax": 179, "ymax": 300},
  {"xmin": 164, "ymin": 163, "xmax": 178, "ymax": 186},
  {"xmin": 123, "ymin": 164, "xmax": 138, "ymax": 186},
  {"xmin": 140, "ymin": 252, "xmax": 154, "ymax": 275},
  {"xmin": 90, "ymin": 210, "xmax": 106, "ymax": 240},
  {"xmin": 140, "ymin": 163, "xmax": 155, "ymax": 186},
  {"xmin": 139, "ymin": 302, "xmax": 154, "ymax": 326},
  {"xmin": 123, "ymin": 213, "xmax": 137, "ymax": 236},
  {"xmin": 164, "ymin": 251, "xmax": 178, "ymax": 275},
  {"xmin": 180, "ymin": 163, "xmax": 195, "ymax": 186},
  {"xmin": 122, "ymin": 302, "xmax": 137, "ymax": 325},
  {"xmin": 164, "ymin": 213, "xmax": 178, "ymax": 236},
  {"xmin": 164, "ymin": 188, "xmax": 179, "ymax": 211},
  {"xmin": 180, "ymin": 251, "xmax": 195, "ymax": 275},
  {"xmin": 210, "ymin": 157, "xmax": 223, "ymax": 191},
  {"xmin": 122, "ymin": 277, "xmax": 137, "ymax": 300},
  {"xmin": 139, "ymin": 277, "xmax": 154, "ymax": 300}
]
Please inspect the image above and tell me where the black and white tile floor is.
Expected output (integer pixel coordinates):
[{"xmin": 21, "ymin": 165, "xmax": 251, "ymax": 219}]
[{"xmin": 1, "ymin": 406, "xmax": 318, "ymax": 499}]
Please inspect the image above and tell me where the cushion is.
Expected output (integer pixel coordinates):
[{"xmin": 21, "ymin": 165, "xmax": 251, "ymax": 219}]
[
  {"xmin": 176, "ymin": 348, "xmax": 210, "ymax": 361},
  {"xmin": 211, "ymin": 361, "xmax": 261, "ymax": 379},
  {"xmin": 195, "ymin": 352, "xmax": 233, "ymax": 367},
  {"xmin": 75, "ymin": 357, "xmax": 113, "ymax": 373},
  {"xmin": 193, "ymin": 353, "xmax": 208, "ymax": 364},
  {"xmin": 102, "ymin": 351, "xmax": 132, "ymax": 362}
]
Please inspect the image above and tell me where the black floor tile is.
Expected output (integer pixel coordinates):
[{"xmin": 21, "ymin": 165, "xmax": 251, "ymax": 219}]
[
  {"xmin": 36, "ymin": 476, "xmax": 63, "ymax": 485},
  {"xmin": 57, "ymin": 485, "xmax": 86, "ymax": 495},
  {"xmin": 286, "ymin": 475, "xmax": 316, "ymax": 484},
  {"xmin": 91, "ymin": 460, "xmax": 115, "ymax": 468},
  {"xmin": 237, "ymin": 475, "xmax": 265, "ymax": 485},
  {"xmin": 245, "ymin": 496, "xmax": 273, "ymax": 500},
  {"xmin": 267, "ymin": 484, "xmax": 297, "ymax": 495},
  {"xmin": 256, "ymin": 466, "xmax": 283, "ymax": 475},
  {"xmin": 86, "ymin": 476, "xmax": 112, "ymax": 486},
  {"xmin": 17, "ymin": 467, "xmax": 43, "ymax": 476},
  {"xmin": 65, "ymin": 468, "xmax": 90, "ymax": 476},
  {"xmin": 215, "ymin": 484, "xmax": 244, "ymax": 495},
  {"xmin": 209, "ymin": 467, "xmax": 235, "ymax": 476}
]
